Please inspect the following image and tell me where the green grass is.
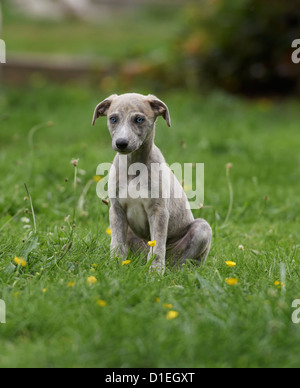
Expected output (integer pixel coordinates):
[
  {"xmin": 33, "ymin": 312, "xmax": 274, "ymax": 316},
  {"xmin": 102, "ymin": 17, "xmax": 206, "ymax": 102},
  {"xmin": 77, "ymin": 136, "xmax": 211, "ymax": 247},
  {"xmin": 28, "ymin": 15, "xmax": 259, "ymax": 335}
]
[
  {"xmin": 2, "ymin": 4, "xmax": 183, "ymax": 61},
  {"xmin": 0, "ymin": 83, "xmax": 300, "ymax": 368}
]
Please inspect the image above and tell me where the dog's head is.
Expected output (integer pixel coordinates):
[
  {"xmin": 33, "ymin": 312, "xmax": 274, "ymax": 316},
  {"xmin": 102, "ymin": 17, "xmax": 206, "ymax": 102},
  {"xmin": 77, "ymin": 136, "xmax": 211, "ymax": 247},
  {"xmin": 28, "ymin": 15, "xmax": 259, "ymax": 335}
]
[{"xmin": 92, "ymin": 93, "xmax": 171, "ymax": 154}]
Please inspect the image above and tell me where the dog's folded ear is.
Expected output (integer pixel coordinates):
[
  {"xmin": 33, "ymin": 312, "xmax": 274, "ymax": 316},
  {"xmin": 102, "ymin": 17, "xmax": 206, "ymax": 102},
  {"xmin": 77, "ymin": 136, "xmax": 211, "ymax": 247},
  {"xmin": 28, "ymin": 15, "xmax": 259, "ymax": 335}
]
[
  {"xmin": 92, "ymin": 94, "xmax": 118, "ymax": 126},
  {"xmin": 147, "ymin": 95, "xmax": 171, "ymax": 127}
]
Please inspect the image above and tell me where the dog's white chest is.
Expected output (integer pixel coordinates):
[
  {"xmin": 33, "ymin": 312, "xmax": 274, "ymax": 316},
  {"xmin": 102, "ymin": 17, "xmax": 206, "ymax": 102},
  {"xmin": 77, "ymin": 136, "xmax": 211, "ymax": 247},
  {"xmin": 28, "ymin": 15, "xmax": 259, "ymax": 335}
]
[{"xmin": 119, "ymin": 197, "xmax": 150, "ymax": 240}]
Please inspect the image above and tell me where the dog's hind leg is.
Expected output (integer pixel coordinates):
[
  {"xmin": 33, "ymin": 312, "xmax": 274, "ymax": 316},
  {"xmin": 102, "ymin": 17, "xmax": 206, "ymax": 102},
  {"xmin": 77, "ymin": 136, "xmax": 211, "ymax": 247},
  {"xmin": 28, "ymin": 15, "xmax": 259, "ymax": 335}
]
[{"xmin": 167, "ymin": 219, "xmax": 212, "ymax": 268}]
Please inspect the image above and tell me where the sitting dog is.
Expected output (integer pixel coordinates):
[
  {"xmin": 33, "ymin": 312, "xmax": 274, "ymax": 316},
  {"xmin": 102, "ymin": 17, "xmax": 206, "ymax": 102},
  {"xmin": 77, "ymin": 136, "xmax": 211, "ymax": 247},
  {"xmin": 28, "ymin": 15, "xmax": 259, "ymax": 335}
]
[{"xmin": 92, "ymin": 93, "xmax": 212, "ymax": 274}]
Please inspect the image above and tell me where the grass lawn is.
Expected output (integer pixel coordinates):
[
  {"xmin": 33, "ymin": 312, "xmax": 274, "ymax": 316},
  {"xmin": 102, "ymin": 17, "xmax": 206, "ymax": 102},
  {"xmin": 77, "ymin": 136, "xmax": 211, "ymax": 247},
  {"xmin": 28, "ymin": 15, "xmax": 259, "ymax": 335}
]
[
  {"xmin": 0, "ymin": 83, "xmax": 300, "ymax": 368},
  {"xmin": 2, "ymin": 4, "xmax": 183, "ymax": 61}
]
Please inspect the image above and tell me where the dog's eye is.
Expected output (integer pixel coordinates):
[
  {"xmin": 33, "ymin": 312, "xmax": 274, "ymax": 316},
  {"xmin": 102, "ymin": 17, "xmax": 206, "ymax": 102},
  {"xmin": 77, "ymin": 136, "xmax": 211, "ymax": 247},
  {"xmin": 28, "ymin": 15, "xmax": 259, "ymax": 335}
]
[
  {"xmin": 110, "ymin": 117, "xmax": 118, "ymax": 124},
  {"xmin": 135, "ymin": 117, "xmax": 145, "ymax": 124}
]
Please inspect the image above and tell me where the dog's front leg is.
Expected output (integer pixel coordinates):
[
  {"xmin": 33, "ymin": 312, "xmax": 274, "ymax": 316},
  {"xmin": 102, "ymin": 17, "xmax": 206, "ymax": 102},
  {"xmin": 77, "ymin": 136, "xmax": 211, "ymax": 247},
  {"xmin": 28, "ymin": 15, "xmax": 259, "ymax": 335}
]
[
  {"xmin": 109, "ymin": 203, "xmax": 128, "ymax": 260},
  {"xmin": 147, "ymin": 208, "xmax": 169, "ymax": 275}
]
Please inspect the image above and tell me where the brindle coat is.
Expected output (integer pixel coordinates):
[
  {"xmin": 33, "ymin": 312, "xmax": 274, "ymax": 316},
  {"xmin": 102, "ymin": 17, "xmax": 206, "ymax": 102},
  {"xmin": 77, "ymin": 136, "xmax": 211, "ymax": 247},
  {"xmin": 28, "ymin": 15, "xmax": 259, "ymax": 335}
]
[{"xmin": 92, "ymin": 93, "xmax": 212, "ymax": 274}]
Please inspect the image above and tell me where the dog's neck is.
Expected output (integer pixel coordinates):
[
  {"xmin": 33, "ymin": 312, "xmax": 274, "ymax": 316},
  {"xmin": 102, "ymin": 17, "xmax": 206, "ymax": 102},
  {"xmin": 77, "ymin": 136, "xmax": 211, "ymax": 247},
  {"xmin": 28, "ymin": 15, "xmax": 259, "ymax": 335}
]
[{"xmin": 126, "ymin": 128, "xmax": 155, "ymax": 167}]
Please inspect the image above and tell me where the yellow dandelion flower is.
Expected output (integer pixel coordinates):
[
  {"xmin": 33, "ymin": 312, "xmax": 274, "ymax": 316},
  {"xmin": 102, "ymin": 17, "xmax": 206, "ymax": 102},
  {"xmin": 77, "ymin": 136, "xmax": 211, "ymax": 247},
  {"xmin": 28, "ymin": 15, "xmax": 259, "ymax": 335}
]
[
  {"xmin": 155, "ymin": 297, "xmax": 161, "ymax": 303},
  {"xmin": 87, "ymin": 276, "xmax": 97, "ymax": 285},
  {"xmin": 225, "ymin": 278, "xmax": 239, "ymax": 286},
  {"xmin": 225, "ymin": 261, "xmax": 237, "ymax": 268},
  {"xmin": 14, "ymin": 257, "xmax": 27, "ymax": 267},
  {"xmin": 106, "ymin": 228, "xmax": 112, "ymax": 236},
  {"xmin": 97, "ymin": 300, "xmax": 107, "ymax": 307},
  {"xmin": 67, "ymin": 281, "xmax": 76, "ymax": 288},
  {"xmin": 42, "ymin": 288, "xmax": 47, "ymax": 293},
  {"xmin": 148, "ymin": 240, "xmax": 157, "ymax": 247},
  {"xmin": 274, "ymin": 281, "xmax": 285, "ymax": 289},
  {"xmin": 163, "ymin": 303, "xmax": 173, "ymax": 309},
  {"xmin": 166, "ymin": 311, "xmax": 179, "ymax": 320},
  {"xmin": 93, "ymin": 175, "xmax": 103, "ymax": 183},
  {"xmin": 183, "ymin": 185, "xmax": 192, "ymax": 192},
  {"xmin": 122, "ymin": 260, "xmax": 131, "ymax": 266}
]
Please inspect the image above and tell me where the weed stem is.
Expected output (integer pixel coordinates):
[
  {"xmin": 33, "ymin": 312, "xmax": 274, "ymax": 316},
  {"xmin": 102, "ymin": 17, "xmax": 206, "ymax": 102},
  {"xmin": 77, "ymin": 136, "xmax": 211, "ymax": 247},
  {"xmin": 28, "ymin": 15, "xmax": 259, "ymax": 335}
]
[{"xmin": 24, "ymin": 183, "xmax": 37, "ymax": 234}]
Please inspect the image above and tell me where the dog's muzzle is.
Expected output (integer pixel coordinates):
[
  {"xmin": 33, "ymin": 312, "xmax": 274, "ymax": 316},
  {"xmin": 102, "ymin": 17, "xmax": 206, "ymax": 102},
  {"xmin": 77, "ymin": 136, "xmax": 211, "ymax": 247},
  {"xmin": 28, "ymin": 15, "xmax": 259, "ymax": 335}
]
[{"xmin": 116, "ymin": 138, "xmax": 129, "ymax": 151}]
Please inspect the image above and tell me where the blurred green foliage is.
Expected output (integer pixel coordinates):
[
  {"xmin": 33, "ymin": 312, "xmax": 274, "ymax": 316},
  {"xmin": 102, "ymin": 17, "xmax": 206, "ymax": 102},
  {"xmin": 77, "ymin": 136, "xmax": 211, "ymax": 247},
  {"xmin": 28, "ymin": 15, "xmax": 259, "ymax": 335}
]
[
  {"xmin": 2, "ymin": 0, "xmax": 300, "ymax": 96},
  {"xmin": 177, "ymin": 0, "xmax": 300, "ymax": 95}
]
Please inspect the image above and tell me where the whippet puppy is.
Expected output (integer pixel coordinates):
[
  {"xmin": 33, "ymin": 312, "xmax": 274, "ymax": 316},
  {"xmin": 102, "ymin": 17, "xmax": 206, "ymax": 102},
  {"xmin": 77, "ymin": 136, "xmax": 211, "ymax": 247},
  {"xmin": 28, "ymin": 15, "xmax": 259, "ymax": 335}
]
[{"xmin": 92, "ymin": 93, "xmax": 212, "ymax": 274}]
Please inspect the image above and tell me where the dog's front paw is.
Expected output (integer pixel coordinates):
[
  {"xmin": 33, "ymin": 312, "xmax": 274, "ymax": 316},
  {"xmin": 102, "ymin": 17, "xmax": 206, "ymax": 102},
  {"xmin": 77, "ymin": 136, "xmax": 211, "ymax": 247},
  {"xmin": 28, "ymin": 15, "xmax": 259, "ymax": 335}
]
[
  {"xmin": 149, "ymin": 257, "xmax": 165, "ymax": 276},
  {"xmin": 110, "ymin": 243, "xmax": 127, "ymax": 261}
]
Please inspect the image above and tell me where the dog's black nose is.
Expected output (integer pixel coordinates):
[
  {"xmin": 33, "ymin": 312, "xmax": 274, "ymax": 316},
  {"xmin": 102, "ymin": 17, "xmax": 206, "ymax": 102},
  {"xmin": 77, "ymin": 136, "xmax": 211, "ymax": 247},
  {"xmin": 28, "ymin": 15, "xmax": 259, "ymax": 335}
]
[{"xmin": 116, "ymin": 138, "xmax": 129, "ymax": 150}]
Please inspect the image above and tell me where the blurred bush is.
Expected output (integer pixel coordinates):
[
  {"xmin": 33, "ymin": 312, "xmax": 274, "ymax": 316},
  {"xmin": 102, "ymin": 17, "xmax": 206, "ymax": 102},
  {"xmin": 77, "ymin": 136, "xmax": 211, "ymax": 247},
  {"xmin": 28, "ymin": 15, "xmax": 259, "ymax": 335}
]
[{"xmin": 177, "ymin": 0, "xmax": 300, "ymax": 96}]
